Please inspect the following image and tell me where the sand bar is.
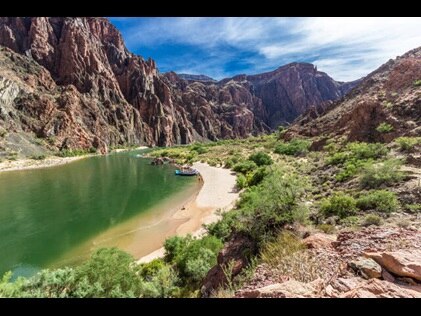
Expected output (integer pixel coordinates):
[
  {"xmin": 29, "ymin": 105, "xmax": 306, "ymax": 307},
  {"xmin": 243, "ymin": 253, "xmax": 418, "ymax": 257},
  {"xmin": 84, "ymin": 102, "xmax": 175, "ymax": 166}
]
[{"xmin": 138, "ymin": 162, "xmax": 239, "ymax": 263}]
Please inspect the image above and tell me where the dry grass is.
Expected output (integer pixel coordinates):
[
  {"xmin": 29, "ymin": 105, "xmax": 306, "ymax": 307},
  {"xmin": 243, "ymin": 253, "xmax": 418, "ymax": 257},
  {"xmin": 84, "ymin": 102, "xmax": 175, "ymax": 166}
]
[{"xmin": 260, "ymin": 231, "xmax": 339, "ymax": 283}]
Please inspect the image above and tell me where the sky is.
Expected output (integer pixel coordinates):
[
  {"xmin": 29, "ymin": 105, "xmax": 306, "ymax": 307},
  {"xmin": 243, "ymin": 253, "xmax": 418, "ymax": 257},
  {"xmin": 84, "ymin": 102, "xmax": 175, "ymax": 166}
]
[{"xmin": 109, "ymin": 17, "xmax": 421, "ymax": 82}]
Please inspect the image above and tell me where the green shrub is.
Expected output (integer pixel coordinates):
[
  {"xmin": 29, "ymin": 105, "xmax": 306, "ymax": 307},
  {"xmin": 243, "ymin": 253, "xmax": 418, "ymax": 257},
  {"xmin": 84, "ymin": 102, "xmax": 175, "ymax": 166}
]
[
  {"xmin": 247, "ymin": 167, "xmax": 268, "ymax": 187},
  {"xmin": 248, "ymin": 151, "xmax": 273, "ymax": 166},
  {"xmin": 164, "ymin": 235, "xmax": 223, "ymax": 286},
  {"xmin": 274, "ymin": 139, "xmax": 310, "ymax": 156},
  {"xmin": 360, "ymin": 159, "xmax": 404, "ymax": 189},
  {"xmin": 356, "ymin": 190, "xmax": 399, "ymax": 213},
  {"xmin": 327, "ymin": 152, "xmax": 349, "ymax": 165},
  {"xmin": 345, "ymin": 142, "xmax": 388, "ymax": 160},
  {"xmin": 139, "ymin": 259, "xmax": 167, "ymax": 280},
  {"xmin": 190, "ymin": 144, "xmax": 208, "ymax": 154},
  {"xmin": 405, "ymin": 203, "xmax": 421, "ymax": 213},
  {"xmin": 0, "ymin": 129, "xmax": 6, "ymax": 138},
  {"xmin": 361, "ymin": 214, "xmax": 382, "ymax": 227},
  {"xmin": 208, "ymin": 170, "xmax": 308, "ymax": 243},
  {"xmin": 233, "ymin": 160, "xmax": 257, "ymax": 174},
  {"xmin": 0, "ymin": 272, "xmax": 27, "ymax": 298},
  {"xmin": 30, "ymin": 154, "xmax": 46, "ymax": 160},
  {"xmin": 139, "ymin": 265, "xmax": 180, "ymax": 298},
  {"xmin": 395, "ymin": 137, "xmax": 421, "ymax": 152},
  {"xmin": 236, "ymin": 174, "xmax": 248, "ymax": 190},
  {"xmin": 340, "ymin": 216, "xmax": 360, "ymax": 227},
  {"xmin": 376, "ymin": 122, "xmax": 394, "ymax": 133},
  {"xmin": 320, "ymin": 192, "xmax": 357, "ymax": 218},
  {"xmin": 414, "ymin": 79, "xmax": 421, "ymax": 87},
  {"xmin": 74, "ymin": 248, "xmax": 142, "ymax": 297},
  {"xmin": 317, "ymin": 223, "xmax": 336, "ymax": 234},
  {"xmin": 57, "ymin": 148, "xmax": 97, "ymax": 157},
  {"xmin": 335, "ymin": 159, "xmax": 367, "ymax": 182}
]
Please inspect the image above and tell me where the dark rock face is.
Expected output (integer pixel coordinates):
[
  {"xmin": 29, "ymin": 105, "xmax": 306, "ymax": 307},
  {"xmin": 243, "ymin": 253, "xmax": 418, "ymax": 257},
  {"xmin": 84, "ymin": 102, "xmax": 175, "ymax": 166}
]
[
  {"xmin": 245, "ymin": 63, "xmax": 359, "ymax": 128},
  {"xmin": 176, "ymin": 73, "xmax": 216, "ymax": 82},
  {"xmin": 286, "ymin": 47, "xmax": 421, "ymax": 143},
  {"xmin": 0, "ymin": 17, "xmax": 357, "ymax": 153}
]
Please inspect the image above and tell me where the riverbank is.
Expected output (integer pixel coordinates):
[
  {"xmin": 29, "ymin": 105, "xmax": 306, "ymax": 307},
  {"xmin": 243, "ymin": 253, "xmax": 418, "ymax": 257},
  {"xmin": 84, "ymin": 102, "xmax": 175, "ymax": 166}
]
[
  {"xmin": 0, "ymin": 155, "xmax": 91, "ymax": 173},
  {"xmin": 112, "ymin": 146, "xmax": 149, "ymax": 153},
  {"xmin": 0, "ymin": 146, "xmax": 150, "ymax": 173},
  {"xmin": 138, "ymin": 162, "xmax": 239, "ymax": 263}
]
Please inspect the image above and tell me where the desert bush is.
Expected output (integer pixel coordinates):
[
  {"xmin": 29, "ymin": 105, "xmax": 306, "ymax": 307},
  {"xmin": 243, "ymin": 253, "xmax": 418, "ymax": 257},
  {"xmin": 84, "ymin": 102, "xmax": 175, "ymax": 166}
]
[
  {"xmin": 247, "ymin": 166, "xmax": 268, "ymax": 187},
  {"xmin": 394, "ymin": 137, "xmax": 421, "ymax": 152},
  {"xmin": 236, "ymin": 174, "xmax": 248, "ymax": 190},
  {"xmin": 340, "ymin": 216, "xmax": 360, "ymax": 227},
  {"xmin": 356, "ymin": 190, "xmax": 399, "ymax": 213},
  {"xmin": 320, "ymin": 192, "xmax": 357, "ymax": 218},
  {"xmin": 376, "ymin": 122, "xmax": 394, "ymax": 133},
  {"xmin": 208, "ymin": 170, "xmax": 308, "ymax": 243},
  {"xmin": 405, "ymin": 203, "xmax": 421, "ymax": 213},
  {"xmin": 317, "ymin": 223, "xmax": 336, "ymax": 234},
  {"xmin": 139, "ymin": 265, "xmax": 180, "ymax": 298},
  {"xmin": 57, "ymin": 148, "xmax": 97, "ymax": 157},
  {"xmin": 233, "ymin": 160, "xmax": 257, "ymax": 174},
  {"xmin": 74, "ymin": 248, "xmax": 142, "ymax": 297},
  {"xmin": 30, "ymin": 154, "xmax": 46, "ymax": 160},
  {"xmin": 190, "ymin": 144, "xmax": 208, "ymax": 154},
  {"xmin": 345, "ymin": 142, "xmax": 388, "ymax": 160},
  {"xmin": 164, "ymin": 235, "xmax": 223, "ymax": 286},
  {"xmin": 274, "ymin": 139, "xmax": 310, "ymax": 156},
  {"xmin": 360, "ymin": 159, "xmax": 404, "ymax": 189},
  {"xmin": 413, "ymin": 79, "xmax": 421, "ymax": 87},
  {"xmin": 361, "ymin": 214, "xmax": 382, "ymax": 227},
  {"xmin": 248, "ymin": 151, "xmax": 273, "ymax": 166}
]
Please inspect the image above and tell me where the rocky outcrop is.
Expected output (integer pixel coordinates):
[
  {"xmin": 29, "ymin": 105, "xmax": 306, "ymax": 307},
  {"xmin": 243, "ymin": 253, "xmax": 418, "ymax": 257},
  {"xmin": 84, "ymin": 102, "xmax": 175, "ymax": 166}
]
[
  {"xmin": 239, "ymin": 279, "xmax": 324, "ymax": 298},
  {"xmin": 0, "ymin": 17, "xmax": 269, "ymax": 153},
  {"xmin": 302, "ymin": 233, "xmax": 336, "ymax": 249},
  {"xmin": 244, "ymin": 63, "xmax": 359, "ymax": 128},
  {"xmin": 0, "ymin": 17, "xmax": 357, "ymax": 154},
  {"xmin": 348, "ymin": 258, "xmax": 382, "ymax": 279},
  {"xmin": 201, "ymin": 233, "xmax": 257, "ymax": 297},
  {"xmin": 365, "ymin": 250, "xmax": 421, "ymax": 281},
  {"xmin": 176, "ymin": 73, "xmax": 216, "ymax": 82},
  {"xmin": 235, "ymin": 226, "xmax": 421, "ymax": 298},
  {"xmin": 286, "ymin": 46, "xmax": 421, "ymax": 143},
  {"xmin": 327, "ymin": 277, "xmax": 421, "ymax": 298}
]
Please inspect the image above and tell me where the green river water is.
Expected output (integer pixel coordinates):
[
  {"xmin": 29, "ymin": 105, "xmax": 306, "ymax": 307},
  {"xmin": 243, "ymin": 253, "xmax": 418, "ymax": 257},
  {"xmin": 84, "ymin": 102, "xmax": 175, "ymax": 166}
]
[{"xmin": 0, "ymin": 150, "xmax": 199, "ymax": 278}]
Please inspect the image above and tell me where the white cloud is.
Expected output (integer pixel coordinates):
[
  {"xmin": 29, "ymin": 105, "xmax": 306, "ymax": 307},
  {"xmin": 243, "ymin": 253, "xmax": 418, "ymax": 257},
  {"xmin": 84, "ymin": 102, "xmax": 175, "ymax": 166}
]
[{"xmin": 117, "ymin": 17, "xmax": 421, "ymax": 81}]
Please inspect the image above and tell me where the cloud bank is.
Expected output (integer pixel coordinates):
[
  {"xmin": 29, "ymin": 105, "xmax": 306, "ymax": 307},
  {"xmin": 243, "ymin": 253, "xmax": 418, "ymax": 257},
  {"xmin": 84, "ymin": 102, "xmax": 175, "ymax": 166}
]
[{"xmin": 110, "ymin": 17, "xmax": 421, "ymax": 81}]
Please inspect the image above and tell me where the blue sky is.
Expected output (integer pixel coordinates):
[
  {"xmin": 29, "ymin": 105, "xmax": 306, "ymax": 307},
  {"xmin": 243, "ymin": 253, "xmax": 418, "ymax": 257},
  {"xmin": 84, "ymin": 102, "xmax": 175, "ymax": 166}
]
[{"xmin": 109, "ymin": 17, "xmax": 421, "ymax": 82}]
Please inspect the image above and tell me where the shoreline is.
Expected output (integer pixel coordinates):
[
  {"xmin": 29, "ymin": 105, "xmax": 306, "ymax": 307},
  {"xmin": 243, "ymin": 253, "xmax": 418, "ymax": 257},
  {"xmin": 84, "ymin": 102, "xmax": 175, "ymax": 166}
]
[
  {"xmin": 0, "ymin": 146, "xmax": 150, "ymax": 173},
  {"xmin": 112, "ymin": 146, "xmax": 149, "ymax": 153},
  {"xmin": 0, "ymin": 155, "xmax": 91, "ymax": 173},
  {"xmin": 138, "ymin": 162, "xmax": 239, "ymax": 264}
]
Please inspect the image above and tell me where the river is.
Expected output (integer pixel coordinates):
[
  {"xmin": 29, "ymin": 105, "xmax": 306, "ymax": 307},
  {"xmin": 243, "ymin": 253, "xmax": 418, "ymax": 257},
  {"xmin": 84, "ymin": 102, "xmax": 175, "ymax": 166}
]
[{"xmin": 0, "ymin": 150, "xmax": 200, "ymax": 278}]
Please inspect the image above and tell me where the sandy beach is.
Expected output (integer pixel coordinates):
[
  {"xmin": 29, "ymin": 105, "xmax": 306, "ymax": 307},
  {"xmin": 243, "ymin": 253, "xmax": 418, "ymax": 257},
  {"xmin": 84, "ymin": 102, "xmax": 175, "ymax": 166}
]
[
  {"xmin": 138, "ymin": 162, "xmax": 239, "ymax": 263},
  {"xmin": 112, "ymin": 146, "xmax": 149, "ymax": 153},
  {"xmin": 0, "ymin": 155, "xmax": 90, "ymax": 173}
]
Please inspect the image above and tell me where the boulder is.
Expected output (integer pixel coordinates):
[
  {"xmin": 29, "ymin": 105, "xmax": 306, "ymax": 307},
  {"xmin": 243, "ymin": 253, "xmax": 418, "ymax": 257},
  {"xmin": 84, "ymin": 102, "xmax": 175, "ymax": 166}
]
[
  {"xmin": 348, "ymin": 258, "xmax": 382, "ymax": 279},
  {"xmin": 302, "ymin": 233, "xmax": 336, "ymax": 249},
  {"xmin": 239, "ymin": 279, "xmax": 323, "ymax": 298},
  {"xmin": 365, "ymin": 250, "xmax": 421, "ymax": 281},
  {"xmin": 339, "ymin": 278, "xmax": 421, "ymax": 298}
]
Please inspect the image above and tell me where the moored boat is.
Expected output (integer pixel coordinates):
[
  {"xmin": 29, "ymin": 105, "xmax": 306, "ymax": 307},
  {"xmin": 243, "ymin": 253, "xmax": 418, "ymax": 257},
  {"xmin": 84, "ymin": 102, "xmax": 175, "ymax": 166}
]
[{"xmin": 175, "ymin": 168, "xmax": 199, "ymax": 176}]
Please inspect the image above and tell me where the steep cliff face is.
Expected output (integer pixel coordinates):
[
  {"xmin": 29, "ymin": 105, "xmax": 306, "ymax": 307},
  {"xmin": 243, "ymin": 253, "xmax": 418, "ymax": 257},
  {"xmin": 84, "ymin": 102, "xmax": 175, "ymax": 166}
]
[
  {"xmin": 0, "ymin": 17, "xmax": 357, "ymax": 155},
  {"xmin": 286, "ymin": 47, "xmax": 421, "ymax": 143},
  {"xmin": 0, "ymin": 17, "xmax": 268, "ymax": 152},
  {"xmin": 245, "ymin": 63, "xmax": 358, "ymax": 128}
]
